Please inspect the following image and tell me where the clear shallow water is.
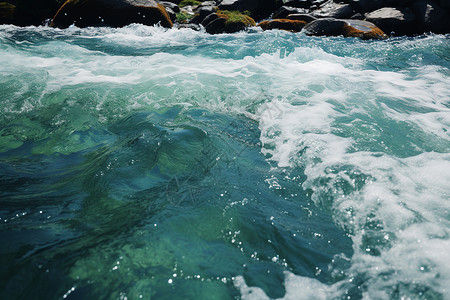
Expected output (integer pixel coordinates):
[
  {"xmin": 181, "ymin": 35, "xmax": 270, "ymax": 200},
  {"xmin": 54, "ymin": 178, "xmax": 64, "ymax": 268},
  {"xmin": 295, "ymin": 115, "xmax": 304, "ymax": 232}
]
[{"xmin": 0, "ymin": 24, "xmax": 449, "ymax": 299}]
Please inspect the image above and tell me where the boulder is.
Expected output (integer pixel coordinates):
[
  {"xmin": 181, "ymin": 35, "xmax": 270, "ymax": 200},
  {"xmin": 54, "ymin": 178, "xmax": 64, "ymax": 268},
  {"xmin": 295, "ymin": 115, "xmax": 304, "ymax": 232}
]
[
  {"xmin": 272, "ymin": 6, "xmax": 310, "ymax": 19},
  {"xmin": 203, "ymin": 10, "xmax": 256, "ymax": 33},
  {"xmin": 412, "ymin": 0, "xmax": 450, "ymax": 34},
  {"xmin": 160, "ymin": 1, "xmax": 180, "ymax": 21},
  {"xmin": 349, "ymin": 0, "xmax": 384, "ymax": 13},
  {"xmin": 218, "ymin": 0, "xmax": 279, "ymax": 20},
  {"xmin": 160, "ymin": 1, "xmax": 180, "ymax": 13},
  {"xmin": 303, "ymin": 17, "xmax": 387, "ymax": 39},
  {"xmin": 279, "ymin": 0, "xmax": 312, "ymax": 9},
  {"xmin": 0, "ymin": 2, "xmax": 15, "ymax": 24},
  {"xmin": 258, "ymin": 18, "xmax": 307, "ymax": 32},
  {"xmin": 285, "ymin": 13, "xmax": 317, "ymax": 22},
  {"xmin": 51, "ymin": 0, "xmax": 173, "ymax": 28},
  {"xmin": 364, "ymin": 7, "xmax": 416, "ymax": 35},
  {"xmin": 342, "ymin": 19, "xmax": 388, "ymax": 39},
  {"xmin": 9, "ymin": 0, "xmax": 61, "ymax": 26},
  {"xmin": 303, "ymin": 17, "xmax": 346, "ymax": 35},
  {"xmin": 311, "ymin": 0, "xmax": 353, "ymax": 18},
  {"xmin": 190, "ymin": 5, "xmax": 216, "ymax": 24}
]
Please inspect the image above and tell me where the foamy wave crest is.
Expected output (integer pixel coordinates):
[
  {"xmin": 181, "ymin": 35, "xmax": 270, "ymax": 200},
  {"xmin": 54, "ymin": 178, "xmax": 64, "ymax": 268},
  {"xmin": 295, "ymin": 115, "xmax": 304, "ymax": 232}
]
[{"xmin": 258, "ymin": 51, "xmax": 450, "ymax": 297}]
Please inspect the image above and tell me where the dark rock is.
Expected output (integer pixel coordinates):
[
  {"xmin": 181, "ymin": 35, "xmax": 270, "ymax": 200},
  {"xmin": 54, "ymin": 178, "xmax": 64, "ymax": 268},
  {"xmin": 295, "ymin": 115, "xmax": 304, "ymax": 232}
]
[
  {"xmin": 412, "ymin": 0, "xmax": 450, "ymax": 34},
  {"xmin": 177, "ymin": 22, "xmax": 202, "ymax": 30},
  {"xmin": 51, "ymin": 0, "xmax": 173, "ymax": 28},
  {"xmin": 439, "ymin": 0, "xmax": 450, "ymax": 9},
  {"xmin": 160, "ymin": 2, "xmax": 179, "ymax": 21},
  {"xmin": 350, "ymin": 12, "xmax": 364, "ymax": 19},
  {"xmin": 0, "ymin": 2, "xmax": 15, "ymax": 24},
  {"xmin": 258, "ymin": 18, "xmax": 307, "ymax": 31},
  {"xmin": 10, "ymin": 0, "xmax": 61, "ymax": 26},
  {"xmin": 279, "ymin": 0, "xmax": 312, "ymax": 9},
  {"xmin": 160, "ymin": 1, "xmax": 180, "ymax": 13},
  {"xmin": 364, "ymin": 7, "xmax": 416, "ymax": 35},
  {"xmin": 203, "ymin": 10, "xmax": 256, "ymax": 33},
  {"xmin": 201, "ymin": 11, "xmax": 219, "ymax": 26},
  {"xmin": 162, "ymin": 0, "xmax": 183, "ymax": 4},
  {"xmin": 285, "ymin": 13, "xmax": 317, "ymax": 22},
  {"xmin": 311, "ymin": 0, "xmax": 353, "ymax": 18},
  {"xmin": 303, "ymin": 17, "xmax": 386, "ymax": 39},
  {"xmin": 349, "ymin": 0, "xmax": 384, "ymax": 13},
  {"xmin": 303, "ymin": 17, "xmax": 346, "ymax": 35},
  {"xmin": 190, "ymin": 5, "xmax": 216, "ymax": 24},
  {"xmin": 218, "ymin": 0, "xmax": 279, "ymax": 21},
  {"xmin": 272, "ymin": 6, "xmax": 309, "ymax": 19}
]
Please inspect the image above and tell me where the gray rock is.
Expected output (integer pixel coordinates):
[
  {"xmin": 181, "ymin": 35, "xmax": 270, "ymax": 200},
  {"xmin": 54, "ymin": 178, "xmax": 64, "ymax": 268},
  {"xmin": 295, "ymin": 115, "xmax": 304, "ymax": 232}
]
[
  {"xmin": 364, "ymin": 7, "xmax": 415, "ymax": 35},
  {"xmin": 160, "ymin": 1, "xmax": 180, "ymax": 13},
  {"xmin": 280, "ymin": 0, "xmax": 312, "ymax": 9},
  {"xmin": 191, "ymin": 5, "xmax": 216, "ymax": 24},
  {"xmin": 286, "ymin": 13, "xmax": 317, "ymax": 22},
  {"xmin": 311, "ymin": 0, "xmax": 353, "ymax": 18},
  {"xmin": 273, "ymin": 6, "xmax": 310, "ymax": 19}
]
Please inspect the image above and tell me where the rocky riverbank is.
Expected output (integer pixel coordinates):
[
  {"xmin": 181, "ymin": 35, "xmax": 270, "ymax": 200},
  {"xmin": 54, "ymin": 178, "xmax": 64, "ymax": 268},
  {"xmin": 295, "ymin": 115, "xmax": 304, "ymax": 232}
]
[{"xmin": 1, "ymin": 0, "xmax": 449, "ymax": 39}]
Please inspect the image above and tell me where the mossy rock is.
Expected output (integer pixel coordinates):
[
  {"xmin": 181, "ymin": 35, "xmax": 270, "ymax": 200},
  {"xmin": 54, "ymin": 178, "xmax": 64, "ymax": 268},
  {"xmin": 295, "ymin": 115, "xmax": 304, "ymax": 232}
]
[
  {"xmin": 217, "ymin": 10, "xmax": 255, "ymax": 26},
  {"xmin": 178, "ymin": 0, "xmax": 201, "ymax": 8},
  {"xmin": 203, "ymin": 10, "xmax": 255, "ymax": 34},
  {"xmin": 258, "ymin": 19, "xmax": 307, "ymax": 32}
]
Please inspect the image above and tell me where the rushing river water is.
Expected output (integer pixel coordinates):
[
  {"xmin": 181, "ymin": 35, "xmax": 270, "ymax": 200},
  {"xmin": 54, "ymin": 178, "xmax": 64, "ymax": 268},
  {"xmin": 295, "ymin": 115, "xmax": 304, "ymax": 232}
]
[{"xmin": 0, "ymin": 24, "xmax": 449, "ymax": 299}]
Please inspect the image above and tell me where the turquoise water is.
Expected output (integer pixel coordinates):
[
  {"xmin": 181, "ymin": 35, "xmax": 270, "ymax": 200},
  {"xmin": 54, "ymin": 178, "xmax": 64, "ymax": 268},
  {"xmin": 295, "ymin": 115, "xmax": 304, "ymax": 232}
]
[{"xmin": 0, "ymin": 24, "xmax": 449, "ymax": 299}]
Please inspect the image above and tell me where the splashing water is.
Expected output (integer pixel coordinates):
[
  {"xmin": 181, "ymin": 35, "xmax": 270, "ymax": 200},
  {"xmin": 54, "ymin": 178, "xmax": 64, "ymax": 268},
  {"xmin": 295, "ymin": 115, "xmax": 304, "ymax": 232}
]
[{"xmin": 0, "ymin": 24, "xmax": 449, "ymax": 299}]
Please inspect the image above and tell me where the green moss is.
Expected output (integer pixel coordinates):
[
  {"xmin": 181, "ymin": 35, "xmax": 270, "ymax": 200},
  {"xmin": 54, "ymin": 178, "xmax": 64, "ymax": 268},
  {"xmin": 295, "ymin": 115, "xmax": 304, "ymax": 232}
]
[
  {"xmin": 217, "ymin": 10, "xmax": 256, "ymax": 26},
  {"xmin": 178, "ymin": 0, "xmax": 202, "ymax": 8},
  {"xmin": 176, "ymin": 11, "xmax": 194, "ymax": 23}
]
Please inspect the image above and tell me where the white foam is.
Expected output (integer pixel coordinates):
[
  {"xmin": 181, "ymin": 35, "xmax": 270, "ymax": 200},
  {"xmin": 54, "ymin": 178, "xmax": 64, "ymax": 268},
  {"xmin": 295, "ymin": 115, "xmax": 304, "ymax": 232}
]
[{"xmin": 257, "ymin": 45, "xmax": 450, "ymax": 298}]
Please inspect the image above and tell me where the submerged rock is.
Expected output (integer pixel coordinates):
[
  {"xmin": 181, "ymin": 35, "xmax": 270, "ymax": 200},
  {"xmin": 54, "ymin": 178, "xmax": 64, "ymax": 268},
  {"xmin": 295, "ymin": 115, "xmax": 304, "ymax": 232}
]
[
  {"xmin": 51, "ymin": 0, "xmax": 173, "ymax": 28},
  {"xmin": 258, "ymin": 18, "xmax": 307, "ymax": 32},
  {"xmin": 303, "ymin": 17, "xmax": 387, "ymax": 39}
]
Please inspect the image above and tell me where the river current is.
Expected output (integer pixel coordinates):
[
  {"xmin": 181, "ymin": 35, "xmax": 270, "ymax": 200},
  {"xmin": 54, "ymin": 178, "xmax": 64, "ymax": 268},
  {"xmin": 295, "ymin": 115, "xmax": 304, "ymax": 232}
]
[{"xmin": 0, "ymin": 24, "xmax": 449, "ymax": 299}]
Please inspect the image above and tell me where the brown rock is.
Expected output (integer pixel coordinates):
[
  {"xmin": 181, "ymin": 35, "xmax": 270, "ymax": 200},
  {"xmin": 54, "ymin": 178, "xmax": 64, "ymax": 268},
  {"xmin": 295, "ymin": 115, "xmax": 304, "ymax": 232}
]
[
  {"xmin": 304, "ymin": 17, "xmax": 387, "ymax": 39},
  {"xmin": 258, "ymin": 19, "xmax": 307, "ymax": 32},
  {"xmin": 342, "ymin": 19, "xmax": 387, "ymax": 39},
  {"xmin": 203, "ymin": 10, "xmax": 256, "ymax": 34}
]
